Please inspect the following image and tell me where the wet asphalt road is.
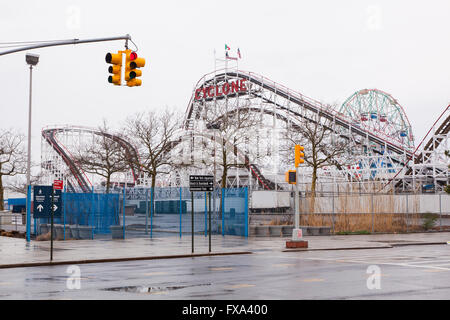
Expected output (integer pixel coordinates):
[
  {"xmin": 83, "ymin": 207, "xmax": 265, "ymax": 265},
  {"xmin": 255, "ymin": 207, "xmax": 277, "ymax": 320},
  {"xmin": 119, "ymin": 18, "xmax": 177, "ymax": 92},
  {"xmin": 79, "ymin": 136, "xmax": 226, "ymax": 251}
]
[{"xmin": 0, "ymin": 244, "xmax": 449, "ymax": 299}]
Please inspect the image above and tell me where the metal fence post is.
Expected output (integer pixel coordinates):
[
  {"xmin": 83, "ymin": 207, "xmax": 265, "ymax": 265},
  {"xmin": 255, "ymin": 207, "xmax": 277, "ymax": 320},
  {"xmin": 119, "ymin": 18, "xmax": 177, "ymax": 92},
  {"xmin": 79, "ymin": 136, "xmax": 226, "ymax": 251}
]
[
  {"xmin": 371, "ymin": 193, "xmax": 374, "ymax": 234},
  {"xmin": 331, "ymin": 191, "xmax": 335, "ymax": 234},
  {"xmin": 122, "ymin": 187, "xmax": 126, "ymax": 239},
  {"xmin": 221, "ymin": 188, "xmax": 225, "ymax": 236},
  {"xmin": 91, "ymin": 186, "xmax": 94, "ymax": 240},
  {"xmin": 204, "ymin": 192, "xmax": 207, "ymax": 237},
  {"xmin": 145, "ymin": 188, "xmax": 149, "ymax": 235},
  {"xmin": 179, "ymin": 187, "xmax": 182, "ymax": 238},
  {"xmin": 208, "ymin": 191, "xmax": 211, "ymax": 252},
  {"xmin": 150, "ymin": 187, "xmax": 154, "ymax": 238},
  {"xmin": 439, "ymin": 193, "xmax": 442, "ymax": 231},
  {"xmin": 191, "ymin": 190, "xmax": 194, "ymax": 253},
  {"xmin": 245, "ymin": 187, "xmax": 248, "ymax": 238},
  {"xmin": 406, "ymin": 194, "xmax": 409, "ymax": 233},
  {"xmin": 63, "ymin": 186, "xmax": 66, "ymax": 240}
]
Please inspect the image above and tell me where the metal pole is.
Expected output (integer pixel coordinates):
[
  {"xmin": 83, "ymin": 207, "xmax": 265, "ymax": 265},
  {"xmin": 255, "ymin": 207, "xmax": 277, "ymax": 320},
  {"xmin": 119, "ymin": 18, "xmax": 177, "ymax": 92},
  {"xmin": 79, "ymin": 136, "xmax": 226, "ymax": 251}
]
[
  {"xmin": 150, "ymin": 187, "xmax": 153, "ymax": 238},
  {"xmin": 295, "ymin": 168, "xmax": 299, "ymax": 230},
  {"xmin": 0, "ymin": 35, "xmax": 132, "ymax": 56},
  {"xmin": 371, "ymin": 193, "xmax": 374, "ymax": 233},
  {"xmin": 179, "ymin": 187, "xmax": 182, "ymax": 238},
  {"xmin": 50, "ymin": 186, "xmax": 54, "ymax": 261},
  {"xmin": 91, "ymin": 186, "xmax": 94, "ymax": 240},
  {"xmin": 26, "ymin": 185, "xmax": 31, "ymax": 242},
  {"xmin": 439, "ymin": 193, "xmax": 442, "ymax": 231},
  {"xmin": 213, "ymin": 131, "xmax": 217, "ymax": 223},
  {"xmin": 406, "ymin": 194, "xmax": 409, "ymax": 233},
  {"xmin": 26, "ymin": 65, "xmax": 33, "ymax": 242},
  {"xmin": 222, "ymin": 188, "xmax": 225, "ymax": 236},
  {"xmin": 63, "ymin": 187, "xmax": 66, "ymax": 240},
  {"xmin": 204, "ymin": 192, "xmax": 207, "ymax": 237},
  {"xmin": 122, "ymin": 187, "xmax": 126, "ymax": 239},
  {"xmin": 191, "ymin": 191, "xmax": 194, "ymax": 253},
  {"xmin": 245, "ymin": 187, "xmax": 248, "ymax": 237},
  {"xmin": 145, "ymin": 188, "xmax": 148, "ymax": 235},
  {"xmin": 209, "ymin": 191, "xmax": 211, "ymax": 252},
  {"xmin": 331, "ymin": 190, "xmax": 335, "ymax": 234}
]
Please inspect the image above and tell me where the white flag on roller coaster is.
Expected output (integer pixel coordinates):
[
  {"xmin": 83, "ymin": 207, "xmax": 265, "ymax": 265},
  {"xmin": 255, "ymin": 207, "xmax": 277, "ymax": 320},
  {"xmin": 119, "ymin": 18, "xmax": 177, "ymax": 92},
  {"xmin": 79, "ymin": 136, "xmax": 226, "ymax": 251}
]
[{"xmin": 225, "ymin": 51, "xmax": 238, "ymax": 60}]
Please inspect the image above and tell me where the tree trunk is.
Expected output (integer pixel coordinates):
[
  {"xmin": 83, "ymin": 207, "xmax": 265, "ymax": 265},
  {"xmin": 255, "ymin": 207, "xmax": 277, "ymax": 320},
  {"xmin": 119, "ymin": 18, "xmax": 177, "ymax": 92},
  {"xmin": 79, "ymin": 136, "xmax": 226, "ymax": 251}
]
[
  {"xmin": 150, "ymin": 173, "xmax": 156, "ymax": 217},
  {"xmin": 221, "ymin": 166, "xmax": 228, "ymax": 189},
  {"xmin": 106, "ymin": 175, "xmax": 110, "ymax": 194},
  {"xmin": 310, "ymin": 166, "xmax": 318, "ymax": 213},
  {"xmin": 0, "ymin": 175, "xmax": 4, "ymax": 211}
]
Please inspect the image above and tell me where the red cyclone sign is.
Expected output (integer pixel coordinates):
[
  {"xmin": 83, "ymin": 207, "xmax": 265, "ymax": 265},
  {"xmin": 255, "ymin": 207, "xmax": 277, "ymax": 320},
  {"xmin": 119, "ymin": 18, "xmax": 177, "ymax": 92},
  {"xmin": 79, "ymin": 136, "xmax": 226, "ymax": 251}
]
[{"xmin": 195, "ymin": 79, "xmax": 247, "ymax": 100}]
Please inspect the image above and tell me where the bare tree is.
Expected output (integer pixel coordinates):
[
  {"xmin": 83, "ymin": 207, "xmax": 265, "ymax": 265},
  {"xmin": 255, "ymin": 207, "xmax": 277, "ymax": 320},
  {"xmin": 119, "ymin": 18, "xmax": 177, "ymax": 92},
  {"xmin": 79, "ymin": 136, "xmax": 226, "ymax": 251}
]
[
  {"xmin": 0, "ymin": 129, "xmax": 27, "ymax": 210},
  {"xmin": 74, "ymin": 121, "xmax": 129, "ymax": 193},
  {"xmin": 5, "ymin": 171, "xmax": 43, "ymax": 196},
  {"xmin": 281, "ymin": 114, "xmax": 351, "ymax": 196},
  {"xmin": 124, "ymin": 109, "xmax": 182, "ymax": 190},
  {"xmin": 202, "ymin": 104, "xmax": 260, "ymax": 189}
]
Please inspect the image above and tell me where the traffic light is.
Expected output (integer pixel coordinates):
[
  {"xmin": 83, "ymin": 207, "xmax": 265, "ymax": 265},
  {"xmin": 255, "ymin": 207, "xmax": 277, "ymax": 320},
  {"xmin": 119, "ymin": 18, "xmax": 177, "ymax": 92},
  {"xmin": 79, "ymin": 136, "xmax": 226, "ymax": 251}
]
[
  {"xmin": 105, "ymin": 51, "xmax": 122, "ymax": 85},
  {"xmin": 295, "ymin": 145, "xmax": 304, "ymax": 168},
  {"xmin": 285, "ymin": 170, "xmax": 296, "ymax": 184},
  {"xmin": 125, "ymin": 49, "xmax": 145, "ymax": 87}
]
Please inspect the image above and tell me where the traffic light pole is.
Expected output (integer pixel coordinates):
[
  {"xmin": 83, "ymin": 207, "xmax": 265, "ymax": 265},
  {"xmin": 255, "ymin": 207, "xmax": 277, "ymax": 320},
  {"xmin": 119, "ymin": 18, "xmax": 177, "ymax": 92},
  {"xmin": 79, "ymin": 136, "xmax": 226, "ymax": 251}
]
[
  {"xmin": 291, "ymin": 145, "xmax": 306, "ymax": 244},
  {"xmin": 0, "ymin": 35, "xmax": 132, "ymax": 56},
  {"xmin": 295, "ymin": 168, "xmax": 300, "ymax": 231}
]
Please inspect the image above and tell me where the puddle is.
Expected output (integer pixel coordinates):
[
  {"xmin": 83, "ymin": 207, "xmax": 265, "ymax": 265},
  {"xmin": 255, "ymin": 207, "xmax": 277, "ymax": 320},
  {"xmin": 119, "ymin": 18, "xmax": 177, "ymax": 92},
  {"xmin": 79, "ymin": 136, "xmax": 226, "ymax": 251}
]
[{"xmin": 103, "ymin": 283, "xmax": 211, "ymax": 294}]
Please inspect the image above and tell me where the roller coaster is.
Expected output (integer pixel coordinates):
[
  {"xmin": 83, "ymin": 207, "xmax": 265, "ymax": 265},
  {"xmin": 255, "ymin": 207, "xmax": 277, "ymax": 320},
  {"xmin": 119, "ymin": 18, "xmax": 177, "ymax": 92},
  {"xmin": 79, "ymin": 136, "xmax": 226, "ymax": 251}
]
[{"xmin": 41, "ymin": 65, "xmax": 449, "ymax": 193}]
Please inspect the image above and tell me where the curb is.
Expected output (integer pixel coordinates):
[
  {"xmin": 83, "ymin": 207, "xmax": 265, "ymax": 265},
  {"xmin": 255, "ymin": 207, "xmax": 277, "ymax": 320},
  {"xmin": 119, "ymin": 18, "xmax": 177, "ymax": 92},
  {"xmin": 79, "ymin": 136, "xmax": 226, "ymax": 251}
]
[
  {"xmin": 282, "ymin": 241, "xmax": 449, "ymax": 252},
  {"xmin": 0, "ymin": 251, "xmax": 252, "ymax": 269},
  {"xmin": 389, "ymin": 242, "xmax": 448, "ymax": 247},
  {"xmin": 282, "ymin": 245, "xmax": 393, "ymax": 252}
]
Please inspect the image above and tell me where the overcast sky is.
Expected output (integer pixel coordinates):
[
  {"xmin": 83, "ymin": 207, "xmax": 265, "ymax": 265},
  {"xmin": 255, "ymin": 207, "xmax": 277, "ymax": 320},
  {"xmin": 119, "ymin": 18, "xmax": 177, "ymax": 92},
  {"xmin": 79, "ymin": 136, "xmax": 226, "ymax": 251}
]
[{"xmin": 1, "ymin": 0, "xmax": 449, "ymax": 166}]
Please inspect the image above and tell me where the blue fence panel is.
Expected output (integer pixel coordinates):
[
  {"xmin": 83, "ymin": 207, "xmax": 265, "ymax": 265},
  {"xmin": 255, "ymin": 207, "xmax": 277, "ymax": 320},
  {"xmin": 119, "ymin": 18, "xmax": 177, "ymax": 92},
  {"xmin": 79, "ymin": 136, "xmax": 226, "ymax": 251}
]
[
  {"xmin": 63, "ymin": 192, "xmax": 120, "ymax": 234},
  {"xmin": 221, "ymin": 187, "xmax": 248, "ymax": 237}
]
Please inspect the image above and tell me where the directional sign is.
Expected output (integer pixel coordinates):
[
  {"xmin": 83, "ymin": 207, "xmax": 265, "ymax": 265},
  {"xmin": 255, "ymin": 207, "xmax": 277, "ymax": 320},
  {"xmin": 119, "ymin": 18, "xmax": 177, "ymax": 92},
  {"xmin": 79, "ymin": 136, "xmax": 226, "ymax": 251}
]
[
  {"xmin": 33, "ymin": 185, "xmax": 62, "ymax": 219},
  {"xmin": 189, "ymin": 175, "xmax": 214, "ymax": 192}
]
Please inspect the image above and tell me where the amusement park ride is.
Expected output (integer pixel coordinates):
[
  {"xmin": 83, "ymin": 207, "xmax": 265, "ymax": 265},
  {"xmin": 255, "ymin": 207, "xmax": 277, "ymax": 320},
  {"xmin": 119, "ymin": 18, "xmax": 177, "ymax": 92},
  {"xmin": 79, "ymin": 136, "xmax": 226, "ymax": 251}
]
[{"xmin": 40, "ymin": 57, "xmax": 450, "ymax": 194}]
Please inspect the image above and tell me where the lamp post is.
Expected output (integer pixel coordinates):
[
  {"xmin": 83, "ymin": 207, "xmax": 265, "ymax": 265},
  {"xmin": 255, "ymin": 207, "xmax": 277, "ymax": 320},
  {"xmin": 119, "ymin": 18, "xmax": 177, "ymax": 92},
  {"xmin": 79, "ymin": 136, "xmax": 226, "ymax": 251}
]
[{"xmin": 25, "ymin": 53, "xmax": 39, "ymax": 242}]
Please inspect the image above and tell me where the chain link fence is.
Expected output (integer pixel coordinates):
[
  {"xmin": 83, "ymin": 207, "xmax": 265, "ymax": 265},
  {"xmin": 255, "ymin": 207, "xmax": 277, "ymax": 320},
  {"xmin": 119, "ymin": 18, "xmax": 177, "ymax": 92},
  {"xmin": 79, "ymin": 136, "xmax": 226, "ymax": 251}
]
[
  {"xmin": 250, "ymin": 190, "xmax": 450, "ymax": 235},
  {"xmin": 31, "ymin": 186, "xmax": 248, "ymax": 240}
]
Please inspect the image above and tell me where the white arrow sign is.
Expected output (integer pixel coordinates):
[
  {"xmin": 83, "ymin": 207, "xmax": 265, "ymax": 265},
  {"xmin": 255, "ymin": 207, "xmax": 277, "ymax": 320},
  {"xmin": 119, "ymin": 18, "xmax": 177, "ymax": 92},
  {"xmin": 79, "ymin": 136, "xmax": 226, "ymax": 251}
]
[
  {"xmin": 37, "ymin": 204, "xmax": 44, "ymax": 212},
  {"xmin": 53, "ymin": 204, "xmax": 58, "ymax": 212}
]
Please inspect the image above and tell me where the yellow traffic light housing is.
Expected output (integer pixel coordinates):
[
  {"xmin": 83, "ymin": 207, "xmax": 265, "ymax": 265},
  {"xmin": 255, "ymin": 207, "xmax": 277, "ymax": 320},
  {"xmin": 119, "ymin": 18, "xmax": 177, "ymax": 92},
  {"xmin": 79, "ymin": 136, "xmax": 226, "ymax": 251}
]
[
  {"xmin": 106, "ymin": 51, "xmax": 122, "ymax": 85},
  {"xmin": 295, "ymin": 145, "xmax": 305, "ymax": 168},
  {"xmin": 285, "ymin": 170, "xmax": 297, "ymax": 184},
  {"xmin": 125, "ymin": 49, "xmax": 145, "ymax": 87}
]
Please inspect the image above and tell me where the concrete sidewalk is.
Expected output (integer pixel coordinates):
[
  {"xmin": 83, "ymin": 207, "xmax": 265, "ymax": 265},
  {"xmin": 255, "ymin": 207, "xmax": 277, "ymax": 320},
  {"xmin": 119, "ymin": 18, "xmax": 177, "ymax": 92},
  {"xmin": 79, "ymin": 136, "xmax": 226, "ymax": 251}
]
[{"xmin": 0, "ymin": 232, "xmax": 449, "ymax": 268}]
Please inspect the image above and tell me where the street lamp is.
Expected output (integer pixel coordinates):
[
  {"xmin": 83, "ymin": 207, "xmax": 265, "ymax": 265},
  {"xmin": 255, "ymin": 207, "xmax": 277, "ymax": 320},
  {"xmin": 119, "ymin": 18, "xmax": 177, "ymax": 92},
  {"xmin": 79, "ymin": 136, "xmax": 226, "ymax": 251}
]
[{"xmin": 26, "ymin": 53, "xmax": 39, "ymax": 242}]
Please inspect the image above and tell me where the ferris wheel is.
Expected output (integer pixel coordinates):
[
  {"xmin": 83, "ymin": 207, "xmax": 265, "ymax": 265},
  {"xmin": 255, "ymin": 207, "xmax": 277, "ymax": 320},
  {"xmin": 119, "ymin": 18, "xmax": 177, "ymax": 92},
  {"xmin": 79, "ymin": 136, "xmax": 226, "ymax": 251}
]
[{"xmin": 339, "ymin": 89, "xmax": 414, "ymax": 150}]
